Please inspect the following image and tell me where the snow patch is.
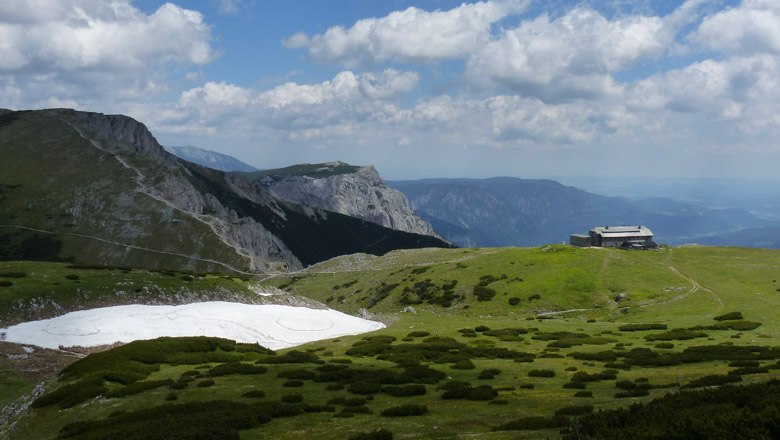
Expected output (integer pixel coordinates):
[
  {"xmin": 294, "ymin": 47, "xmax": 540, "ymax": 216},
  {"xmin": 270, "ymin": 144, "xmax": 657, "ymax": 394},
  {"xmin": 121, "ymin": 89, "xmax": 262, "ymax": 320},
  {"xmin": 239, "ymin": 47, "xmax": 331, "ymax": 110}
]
[{"xmin": 0, "ymin": 302, "xmax": 385, "ymax": 350}]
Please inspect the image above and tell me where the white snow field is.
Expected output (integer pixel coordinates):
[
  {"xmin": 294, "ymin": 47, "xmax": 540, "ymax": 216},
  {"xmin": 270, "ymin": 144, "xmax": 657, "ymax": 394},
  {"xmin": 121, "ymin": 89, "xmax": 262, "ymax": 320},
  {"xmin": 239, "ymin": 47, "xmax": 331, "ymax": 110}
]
[{"xmin": 0, "ymin": 302, "xmax": 385, "ymax": 350}]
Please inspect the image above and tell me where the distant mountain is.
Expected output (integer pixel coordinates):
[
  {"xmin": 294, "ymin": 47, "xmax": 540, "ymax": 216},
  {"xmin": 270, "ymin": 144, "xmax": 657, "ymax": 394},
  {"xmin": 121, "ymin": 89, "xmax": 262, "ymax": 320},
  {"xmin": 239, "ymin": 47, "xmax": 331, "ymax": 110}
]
[
  {"xmin": 246, "ymin": 162, "xmax": 439, "ymax": 238},
  {"xmin": 687, "ymin": 227, "xmax": 780, "ymax": 249},
  {"xmin": 0, "ymin": 109, "xmax": 451, "ymax": 273},
  {"xmin": 166, "ymin": 145, "xmax": 257, "ymax": 172},
  {"xmin": 390, "ymin": 177, "xmax": 767, "ymax": 247}
]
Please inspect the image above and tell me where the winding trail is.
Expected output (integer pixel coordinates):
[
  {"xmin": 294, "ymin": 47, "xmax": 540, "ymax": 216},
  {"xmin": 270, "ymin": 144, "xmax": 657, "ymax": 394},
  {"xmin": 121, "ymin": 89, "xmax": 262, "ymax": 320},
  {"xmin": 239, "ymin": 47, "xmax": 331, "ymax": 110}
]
[{"xmin": 44, "ymin": 114, "xmax": 258, "ymax": 271}]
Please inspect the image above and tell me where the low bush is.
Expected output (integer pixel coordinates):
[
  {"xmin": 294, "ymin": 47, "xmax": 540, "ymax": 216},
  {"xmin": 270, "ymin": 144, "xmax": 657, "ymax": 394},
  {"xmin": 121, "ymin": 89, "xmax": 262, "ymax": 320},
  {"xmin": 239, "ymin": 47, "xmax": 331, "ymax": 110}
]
[
  {"xmin": 349, "ymin": 382, "xmax": 382, "ymax": 395},
  {"xmin": 473, "ymin": 286, "xmax": 497, "ymax": 302},
  {"xmin": 528, "ymin": 294, "xmax": 542, "ymax": 301},
  {"xmin": 381, "ymin": 404, "xmax": 428, "ymax": 417},
  {"xmin": 164, "ymin": 392, "xmax": 177, "ymax": 401},
  {"xmin": 207, "ymin": 363, "xmax": 267, "ymax": 377},
  {"xmin": 555, "ymin": 405, "xmax": 594, "ymax": 417},
  {"xmin": 106, "ymin": 379, "xmax": 174, "ymax": 398},
  {"xmin": 654, "ymin": 343, "xmax": 674, "ymax": 349},
  {"xmin": 283, "ymin": 380, "xmax": 304, "ymax": 387},
  {"xmin": 714, "ymin": 311, "xmax": 743, "ymax": 321},
  {"xmin": 441, "ymin": 385, "xmax": 498, "ymax": 401},
  {"xmin": 348, "ymin": 428, "xmax": 393, "ymax": 440},
  {"xmin": 508, "ymin": 297, "xmax": 522, "ymax": 305},
  {"xmin": 478, "ymin": 368, "xmax": 501, "ymax": 380},
  {"xmin": 574, "ymin": 391, "xmax": 593, "ymax": 398},
  {"xmin": 684, "ymin": 375, "xmax": 742, "ymax": 388},
  {"xmin": 644, "ymin": 329, "xmax": 708, "ymax": 341},
  {"xmin": 280, "ymin": 393, "xmax": 304, "ymax": 403},
  {"xmin": 0, "ymin": 280, "xmax": 13, "ymax": 287},
  {"xmin": 618, "ymin": 323, "xmax": 668, "ymax": 332},
  {"xmin": 0, "ymin": 271, "xmax": 26, "ymax": 278},
  {"xmin": 382, "ymin": 384, "xmax": 426, "ymax": 397},
  {"xmin": 407, "ymin": 331, "xmax": 430, "ymax": 338},
  {"xmin": 728, "ymin": 367, "xmax": 769, "ymax": 376},
  {"xmin": 615, "ymin": 389, "xmax": 650, "ymax": 398},
  {"xmin": 196, "ymin": 379, "xmax": 215, "ymax": 387},
  {"xmin": 569, "ymin": 351, "xmax": 618, "ymax": 362},
  {"xmin": 451, "ymin": 359, "xmax": 476, "ymax": 370},
  {"xmin": 341, "ymin": 405, "xmax": 371, "ymax": 414},
  {"xmin": 241, "ymin": 390, "xmax": 265, "ymax": 398},
  {"xmin": 528, "ymin": 369, "xmax": 555, "ymax": 378},
  {"xmin": 563, "ymin": 381, "xmax": 586, "ymax": 389},
  {"xmin": 493, "ymin": 415, "xmax": 567, "ymax": 431},
  {"xmin": 277, "ymin": 368, "xmax": 316, "ymax": 380}
]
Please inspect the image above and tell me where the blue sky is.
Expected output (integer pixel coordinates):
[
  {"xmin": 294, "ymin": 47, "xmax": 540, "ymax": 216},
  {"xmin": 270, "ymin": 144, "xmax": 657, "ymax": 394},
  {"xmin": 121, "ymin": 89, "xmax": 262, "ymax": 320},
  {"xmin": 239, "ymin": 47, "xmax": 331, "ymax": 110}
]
[{"xmin": 2, "ymin": 0, "xmax": 779, "ymax": 182}]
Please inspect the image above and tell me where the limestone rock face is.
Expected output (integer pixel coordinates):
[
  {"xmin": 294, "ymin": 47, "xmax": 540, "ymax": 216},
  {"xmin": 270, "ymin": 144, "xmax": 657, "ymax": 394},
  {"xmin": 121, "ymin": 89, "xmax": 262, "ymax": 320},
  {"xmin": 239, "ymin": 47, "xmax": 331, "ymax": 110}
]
[{"xmin": 257, "ymin": 162, "xmax": 439, "ymax": 238}]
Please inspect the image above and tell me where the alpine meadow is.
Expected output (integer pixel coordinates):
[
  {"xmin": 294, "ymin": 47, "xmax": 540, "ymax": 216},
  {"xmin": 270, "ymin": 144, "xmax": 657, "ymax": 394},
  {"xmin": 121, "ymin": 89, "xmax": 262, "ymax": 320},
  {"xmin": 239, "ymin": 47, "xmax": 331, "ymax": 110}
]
[{"xmin": 2, "ymin": 1, "xmax": 780, "ymax": 440}]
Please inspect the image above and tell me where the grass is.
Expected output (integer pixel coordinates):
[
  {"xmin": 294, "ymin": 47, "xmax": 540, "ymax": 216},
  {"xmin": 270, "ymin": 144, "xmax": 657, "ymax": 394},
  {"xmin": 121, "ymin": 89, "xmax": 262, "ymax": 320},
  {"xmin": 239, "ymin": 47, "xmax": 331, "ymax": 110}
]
[{"xmin": 6, "ymin": 245, "xmax": 780, "ymax": 439}]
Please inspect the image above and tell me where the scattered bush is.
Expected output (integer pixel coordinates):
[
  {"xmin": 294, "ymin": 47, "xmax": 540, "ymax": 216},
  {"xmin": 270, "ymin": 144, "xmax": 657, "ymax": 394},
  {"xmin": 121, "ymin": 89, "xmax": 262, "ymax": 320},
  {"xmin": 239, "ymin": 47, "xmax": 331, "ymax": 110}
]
[
  {"xmin": 654, "ymin": 343, "xmax": 674, "ymax": 349},
  {"xmin": 684, "ymin": 375, "xmax": 742, "ymax": 388},
  {"xmin": 493, "ymin": 415, "xmax": 568, "ymax": 431},
  {"xmin": 241, "ymin": 390, "xmax": 266, "ymax": 398},
  {"xmin": 508, "ymin": 297, "xmax": 522, "ymax": 305},
  {"xmin": 207, "ymin": 363, "xmax": 267, "ymax": 377},
  {"xmin": 644, "ymin": 329, "xmax": 708, "ymax": 341},
  {"xmin": 0, "ymin": 280, "xmax": 13, "ymax": 287},
  {"xmin": 478, "ymin": 368, "xmax": 501, "ymax": 380},
  {"xmin": 618, "ymin": 324, "xmax": 668, "ymax": 332},
  {"xmin": 348, "ymin": 428, "xmax": 394, "ymax": 440},
  {"xmin": 277, "ymin": 368, "xmax": 316, "ymax": 380},
  {"xmin": 281, "ymin": 393, "xmax": 304, "ymax": 403},
  {"xmin": 0, "ymin": 271, "xmax": 26, "ymax": 278},
  {"xmin": 407, "ymin": 331, "xmax": 430, "ymax": 338},
  {"xmin": 555, "ymin": 405, "xmax": 594, "ymax": 417},
  {"xmin": 528, "ymin": 294, "xmax": 542, "ymax": 301},
  {"xmin": 574, "ymin": 391, "xmax": 593, "ymax": 398},
  {"xmin": 528, "ymin": 369, "xmax": 555, "ymax": 378},
  {"xmin": 64, "ymin": 274, "xmax": 80, "ymax": 280},
  {"xmin": 283, "ymin": 380, "xmax": 304, "ymax": 387},
  {"xmin": 714, "ymin": 311, "xmax": 743, "ymax": 321},
  {"xmin": 196, "ymin": 379, "xmax": 215, "ymax": 387},
  {"xmin": 382, "ymin": 384, "xmax": 426, "ymax": 397},
  {"xmin": 349, "ymin": 382, "xmax": 382, "ymax": 395},
  {"xmin": 451, "ymin": 359, "xmax": 476, "ymax": 370},
  {"xmin": 164, "ymin": 392, "xmax": 177, "ymax": 401},
  {"xmin": 381, "ymin": 404, "xmax": 428, "ymax": 417},
  {"xmin": 473, "ymin": 286, "xmax": 497, "ymax": 301}
]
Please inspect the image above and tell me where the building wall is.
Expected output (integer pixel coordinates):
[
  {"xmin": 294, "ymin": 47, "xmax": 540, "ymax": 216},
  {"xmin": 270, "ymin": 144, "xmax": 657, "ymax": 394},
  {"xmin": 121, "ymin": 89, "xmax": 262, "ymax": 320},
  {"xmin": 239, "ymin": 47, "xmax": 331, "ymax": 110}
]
[{"xmin": 570, "ymin": 235, "xmax": 592, "ymax": 247}]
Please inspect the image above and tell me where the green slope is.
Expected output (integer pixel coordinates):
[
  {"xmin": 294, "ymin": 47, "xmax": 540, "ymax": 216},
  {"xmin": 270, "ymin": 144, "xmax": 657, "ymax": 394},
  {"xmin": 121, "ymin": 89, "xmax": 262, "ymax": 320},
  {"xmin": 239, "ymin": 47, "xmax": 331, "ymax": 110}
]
[{"xmin": 6, "ymin": 245, "xmax": 780, "ymax": 439}]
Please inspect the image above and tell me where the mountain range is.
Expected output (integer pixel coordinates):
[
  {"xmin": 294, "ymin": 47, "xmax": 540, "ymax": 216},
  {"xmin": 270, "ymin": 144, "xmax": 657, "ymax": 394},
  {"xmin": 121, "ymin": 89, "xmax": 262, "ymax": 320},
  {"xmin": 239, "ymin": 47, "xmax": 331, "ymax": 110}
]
[
  {"xmin": 0, "ymin": 109, "xmax": 449, "ymax": 273},
  {"xmin": 165, "ymin": 145, "xmax": 258, "ymax": 172}
]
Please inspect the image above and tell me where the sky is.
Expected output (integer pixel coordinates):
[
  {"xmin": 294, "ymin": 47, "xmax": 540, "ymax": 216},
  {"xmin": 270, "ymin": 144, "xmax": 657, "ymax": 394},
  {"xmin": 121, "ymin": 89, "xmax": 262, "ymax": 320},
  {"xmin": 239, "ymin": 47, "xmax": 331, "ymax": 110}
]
[{"xmin": 2, "ymin": 0, "xmax": 780, "ymax": 182}]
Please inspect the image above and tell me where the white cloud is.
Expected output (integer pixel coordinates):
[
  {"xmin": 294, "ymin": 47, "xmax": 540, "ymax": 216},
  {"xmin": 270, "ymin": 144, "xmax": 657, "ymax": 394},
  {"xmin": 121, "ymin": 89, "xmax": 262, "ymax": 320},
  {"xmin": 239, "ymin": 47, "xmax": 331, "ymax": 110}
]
[
  {"xmin": 0, "ymin": 1, "xmax": 214, "ymax": 110},
  {"xmin": 690, "ymin": 0, "xmax": 780, "ymax": 55},
  {"xmin": 290, "ymin": 1, "xmax": 529, "ymax": 66},
  {"xmin": 464, "ymin": 2, "xmax": 706, "ymax": 101}
]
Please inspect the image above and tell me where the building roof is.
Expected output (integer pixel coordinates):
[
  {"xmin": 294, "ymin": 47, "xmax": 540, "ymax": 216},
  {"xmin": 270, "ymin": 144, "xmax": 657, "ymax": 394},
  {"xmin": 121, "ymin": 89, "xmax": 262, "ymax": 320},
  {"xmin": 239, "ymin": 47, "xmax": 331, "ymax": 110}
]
[{"xmin": 591, "ymin": 225, "xmax": 653, "ymax": 238}]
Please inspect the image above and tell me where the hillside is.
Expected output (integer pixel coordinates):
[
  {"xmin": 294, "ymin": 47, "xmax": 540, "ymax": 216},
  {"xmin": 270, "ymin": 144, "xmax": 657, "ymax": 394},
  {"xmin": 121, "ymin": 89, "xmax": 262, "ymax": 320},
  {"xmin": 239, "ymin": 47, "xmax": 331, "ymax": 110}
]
[
  {"xmin": 165, "ymin": 145, "xmax": 257, "ymax": 172},
  {"xmin": 5, "ymin": 245, "xmax": 780, "ymax": 439},
  {"xmin": 688, "ymin": 226, "xmax": 780, "ymax": 249},
  {"xmin": 0, "ymin": 109, "xmax": 450, "ymax": 273},
  {"xmin": 390, "ymin": 178, "xmax": 767, "ymax": 247}
]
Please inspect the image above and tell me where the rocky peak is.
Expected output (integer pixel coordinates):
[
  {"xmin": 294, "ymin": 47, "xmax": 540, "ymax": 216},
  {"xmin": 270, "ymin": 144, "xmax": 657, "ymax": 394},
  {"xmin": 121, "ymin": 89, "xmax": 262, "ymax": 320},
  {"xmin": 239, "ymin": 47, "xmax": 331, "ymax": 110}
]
[{"xmin": 253, "ymin": 161, "xmax": 440, "ymax": 238}]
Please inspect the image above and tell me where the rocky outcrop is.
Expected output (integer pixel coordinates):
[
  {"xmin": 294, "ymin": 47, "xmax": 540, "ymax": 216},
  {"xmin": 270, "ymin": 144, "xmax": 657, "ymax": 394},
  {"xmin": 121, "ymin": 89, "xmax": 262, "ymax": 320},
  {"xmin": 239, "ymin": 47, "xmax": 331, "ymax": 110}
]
[{"xmin": 255, "ymin": 161, "xmax": 440, "ymax": 238}]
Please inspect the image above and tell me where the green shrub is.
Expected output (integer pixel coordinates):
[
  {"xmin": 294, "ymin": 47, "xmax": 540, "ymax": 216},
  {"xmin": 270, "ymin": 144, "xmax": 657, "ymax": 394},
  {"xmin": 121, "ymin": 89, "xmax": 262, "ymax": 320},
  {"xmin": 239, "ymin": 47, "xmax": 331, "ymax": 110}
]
[
  {"xmin": 684, "ymin": 375, "xmax": 742, "ymax": 388},
  {"xmin": 528, "ymin": 369, "xmax": 555, "ymax": 378},
  {"xmin": 0, "ymin": 271, "xmax": 26, "ymax": 278},
  {"xmin": 196, "ymin": 379, "xmax": 215, "ymax": 387},
  {"xmin": 508, "ymin": 297, "xmax": 522, "ymax": 305},
  {"xmin": 283, "ymin": 380, "xmax": 304, "ymax": 387},
  {"xmin": 165, "ymin": 392, "xmax": 177, "ymax": 401},
  {"xmin": 381, "ymin": 404, "xmax": 428, "ymax": 417},
  {"xmin": 281, "ymin": 393, "xmax": 304, "ymax": 403},
  {"xmin": 493, "ymin": 415, "xmax": 567, "ymax": 431},
  {"xmin": 407, "ymin": 331, "xmax": 430, "ymax": 338},
  {"xmin": 341, "ymin": 405, "xmax": 371, "ymax": 414},
  {"xmin": 64, "ymin": 274, "xmax": 80, "ymax": 280},
  {"xmin": 348, "ymin": 428, "xmax": 393, "ymax": 440},
  {"xmin": 478, "ymin": 368, "xmax": 501, "ymax": 380},
  {"xmin": 555, "ymin": 405, "xmax": 594, "ymax": 417},
  {"xmin": 528, "ymin": 294, "xmax": 542, "ymax": 301},
  {"xmin": 563, "ymin": 381, "xmax": 586, "ymax": 389},
  {"xmin": 473, "ymin": 286, "xmax": 497, "ymax": 301},
  {"xmin": 654, "ymin": 342, "xmax": 674, "ymax": 349},
  {"xmin": 618, "ymin": 324, "xmax": 668, "ymax": 332},
  {"xmin": 382, "ymin": 384, "xmax": 426, "ymax": 397},
  {"xmin": 451, "ymin": 359, "xmax": 476, "ymax": 370},
  {"xmin": 644, "ymin": 329, "xmax": 708, "ymax": 341},
  {"xmin": 106, "ymin": 379, "xmax": 174, "ymax": 398},
  {"xmin": 615, "ymin": 389, "xmax": 650, "ymax": 398},
  {"xmin": 569, "ymin": 351, "xmax": 618, "ymax": 362},
  {"xmin": 0, "ymin": 280, "xmax": 13, "ymax": 287},
  {"xmin": 474, "ymin": 325, "xmax": 490, "ymax": 332},
  {"xmin": 714, "ymin": 311, "xmax": 743, "ymax": 321},
  {"xmin": 574, "ymin": 391, "xmax": 593, "ymax": 398},
  {"xmin": 277, "ymin": 368, "xmax": 316, "ymax": 380},
  {"xmin": 207, "ymin": 363, "xmax": 267, "ymax": 377},
  {"xmin": 241, "ymin": 390, "xmax": 266, "ymax": 398},
  {"xmin": 349, "ymin": 382, "xmax": 382, "ymax": 395}
]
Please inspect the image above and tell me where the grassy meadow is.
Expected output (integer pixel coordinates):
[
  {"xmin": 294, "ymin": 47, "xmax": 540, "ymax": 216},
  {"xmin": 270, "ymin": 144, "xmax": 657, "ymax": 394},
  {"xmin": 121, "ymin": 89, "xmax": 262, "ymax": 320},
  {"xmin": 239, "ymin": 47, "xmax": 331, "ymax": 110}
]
[{"xmin": 4, "ymin": 244, "xmax": 780, "ymax": 439}]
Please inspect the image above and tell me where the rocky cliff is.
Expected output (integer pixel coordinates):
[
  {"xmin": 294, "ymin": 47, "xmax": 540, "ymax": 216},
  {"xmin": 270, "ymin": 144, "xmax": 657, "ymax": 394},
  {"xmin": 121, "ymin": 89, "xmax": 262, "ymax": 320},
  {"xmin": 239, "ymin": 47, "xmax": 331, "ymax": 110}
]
[{"xmin": 251, "ymin": 162, "xmax": 440, "ymax": 238}]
